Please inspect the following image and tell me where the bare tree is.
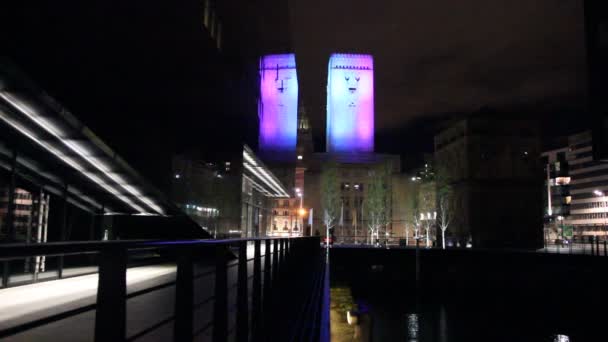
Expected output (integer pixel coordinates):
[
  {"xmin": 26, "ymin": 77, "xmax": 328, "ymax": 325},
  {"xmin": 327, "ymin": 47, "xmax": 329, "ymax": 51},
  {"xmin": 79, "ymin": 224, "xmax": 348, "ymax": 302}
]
[
  {"xmin": 437, "ymin": 192, "xmax": 453, "ymax": 249},
  {"xmin": 321, "ymin": 163, "xmax": 340, "ymax": 242},
  {"xmin": 436, "ymin": 167, "xmax": 454, "ymax": 249},
  {"xmin": 365, "ymin": 166, "xmax": 389, "ymax": 246},
  {"xmin": 418, "ymin": 182, "xmax": 435, "ymax": 247}
]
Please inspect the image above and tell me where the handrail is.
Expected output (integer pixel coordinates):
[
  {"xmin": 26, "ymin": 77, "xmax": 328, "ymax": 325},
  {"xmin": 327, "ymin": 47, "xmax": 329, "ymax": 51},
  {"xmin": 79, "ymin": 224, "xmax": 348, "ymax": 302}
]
[
  {"xmin": 0, "ymin": 236, "xmax": 324, "ymax": 341},
  {"xmin": 0, "ymin": 236, "xmax": 297, "ymax": 260}
]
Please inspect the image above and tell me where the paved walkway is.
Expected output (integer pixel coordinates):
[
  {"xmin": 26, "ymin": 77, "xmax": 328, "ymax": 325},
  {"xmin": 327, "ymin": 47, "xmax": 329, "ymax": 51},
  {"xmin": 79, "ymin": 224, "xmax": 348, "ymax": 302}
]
[{"xmin": 0, "ymin": 243, "xmax": 273, "ymax": 341}]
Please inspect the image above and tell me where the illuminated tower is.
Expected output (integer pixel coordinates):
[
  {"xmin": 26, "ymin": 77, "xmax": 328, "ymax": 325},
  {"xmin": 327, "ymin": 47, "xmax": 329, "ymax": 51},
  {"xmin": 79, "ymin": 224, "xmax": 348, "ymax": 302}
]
[
  {"xmin": 326, "ymin": 53, "xmax": 374, "ymax": 153},
  {"xmin": 258, "ymin": 54, "xmax": 299, "ymax": 159}
]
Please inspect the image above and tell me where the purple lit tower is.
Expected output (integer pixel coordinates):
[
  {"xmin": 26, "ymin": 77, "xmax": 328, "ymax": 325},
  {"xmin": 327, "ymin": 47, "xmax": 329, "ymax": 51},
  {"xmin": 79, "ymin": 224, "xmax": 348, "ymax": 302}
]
[
  {"xmin": 326, "ymin": 53, "xmax": 374, "ymax": 153},
  {"xmin": 258, "ymin": 54, "xmax": 299, "ymax": 159}
]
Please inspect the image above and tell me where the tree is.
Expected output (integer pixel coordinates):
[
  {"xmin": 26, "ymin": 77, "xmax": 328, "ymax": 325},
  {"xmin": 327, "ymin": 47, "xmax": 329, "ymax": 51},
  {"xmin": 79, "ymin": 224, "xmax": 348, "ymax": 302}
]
[
  {"xmin": 365, "ymin": 166, "xmax": 390, "ymax": 246},
  {"xmin": 436, "ymin": 167, "xmax": 454, "ymax": 249},
  {"xmin": 405, "ymin": 184, "xmax": 421, "ymax": 246},
  {"xmin": 321, "ymin": 163, "xmax": 340, "ymax": 241},
  {"xmin": 418, "ymin": 181, "xmax": 435, "ymax": 247}
]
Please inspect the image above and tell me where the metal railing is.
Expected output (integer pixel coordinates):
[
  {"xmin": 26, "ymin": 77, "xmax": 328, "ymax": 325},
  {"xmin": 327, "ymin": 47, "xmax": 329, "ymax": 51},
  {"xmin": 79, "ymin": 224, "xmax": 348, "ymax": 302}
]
[{"xmin": 0, "ymin": 236, "xmax": 327, "ymax": 341}]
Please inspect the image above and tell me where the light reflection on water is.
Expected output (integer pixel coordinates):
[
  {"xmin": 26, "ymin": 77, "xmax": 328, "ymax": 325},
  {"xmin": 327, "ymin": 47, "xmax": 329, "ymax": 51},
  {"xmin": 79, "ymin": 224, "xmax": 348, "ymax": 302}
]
[
  {"xmin": 553, "ymin": 334, "xmax": 570, "ymax": 342},
  {"xmin": 406, "ymin": 313, "xmax": 418, "ymax": 341}
]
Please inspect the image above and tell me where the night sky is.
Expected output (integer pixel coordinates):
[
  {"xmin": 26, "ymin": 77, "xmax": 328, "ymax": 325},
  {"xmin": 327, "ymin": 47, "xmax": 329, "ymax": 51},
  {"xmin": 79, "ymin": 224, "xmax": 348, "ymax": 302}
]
[
  {"xmin": 1, "ymin": 0, "xmax": 591, "ymax": 186},
  {"xmin": 289, "ymin": 0, "xmax": 588, "ymax": 154}
]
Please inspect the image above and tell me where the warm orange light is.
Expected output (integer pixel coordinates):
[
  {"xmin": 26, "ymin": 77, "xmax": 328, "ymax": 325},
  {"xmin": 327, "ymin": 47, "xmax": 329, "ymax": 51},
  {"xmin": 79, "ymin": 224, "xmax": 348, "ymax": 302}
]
[{"xmin": 298, "ymin": 208, "xmax": 307, "ymax": 216}]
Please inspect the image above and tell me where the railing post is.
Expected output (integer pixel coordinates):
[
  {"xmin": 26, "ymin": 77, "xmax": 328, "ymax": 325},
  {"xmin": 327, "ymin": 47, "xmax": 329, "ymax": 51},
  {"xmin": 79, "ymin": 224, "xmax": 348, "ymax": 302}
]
[
  {"xmin": 596, "ymin": 237, "xmax": 600, "ymax": 257},
  {"xmin": 95, "ymin": 248, "xmax": 127, "ymax": 342},
  {"xmin": 213, "ymin": 244, "xmax": 228, "ymax": 342},
  {"xmin": 263, "ymin": 240, "xmax": 272, "ymax": 336},
  {"xmin": 2, "ymin": 261, "xmax": 9, "ymax": 288},
  {"xmin": 272, "ymin": 239, "xmax": 279, "ymax": 284},
  {"xmin": 279, "ymin": 239, "xmax": 285, "ymax": 275},
  {"xmin": 174, "ymin": 249, "xmax": 194, "ymax": 341},
  {"xmin": 252, "ymin": 240, "xmax": 262, "ymax": 340},
  {"xmin": 236, "ymin": 241, "xmax": 248, "ymax": 342}
]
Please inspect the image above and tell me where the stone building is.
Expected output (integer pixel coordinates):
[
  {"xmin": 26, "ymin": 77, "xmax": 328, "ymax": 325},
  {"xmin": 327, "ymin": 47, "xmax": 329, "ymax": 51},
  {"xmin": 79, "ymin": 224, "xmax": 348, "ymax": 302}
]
[{"xmin": 434, "ymin": 114, "xmax": 543, "ymax": 249}]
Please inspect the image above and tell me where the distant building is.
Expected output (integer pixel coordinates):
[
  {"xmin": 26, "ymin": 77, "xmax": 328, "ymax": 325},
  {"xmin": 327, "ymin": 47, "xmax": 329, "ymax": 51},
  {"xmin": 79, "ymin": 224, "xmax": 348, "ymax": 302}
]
[
  {"xmin": 258, "ymin": 54, "xmax": 299, "ymax": 162},
  {"xmin": 563, "ymin": 131, "xmax": 608, "ymax": 239},
  {"xmin": 584, "ymin": 0, "xmax": 608, "ymax": 160},
  {"xmin": 0, "ymin": 188, "xmax": 49, "ymax": 244},
  {"xmin": 254, "ymin": 53, "xmax": 412, "ymax": 242},
  {"xmin": 541, "ymin": 147, "xmax": 571, "ymax": 242},
  {"xmin": 434, "ymin": 114, "xmax": 543, "ymax": 249},
  {"xmin": 303, "ymin": 153, "xmax": 407, "ymax": 242},
  {"xmin": 326, "ymin": 54, "xmax": 374, "ymax": 153},
  {"xmin": 171, "ymin": 145, "xmax": 289, "ymax": 238}
]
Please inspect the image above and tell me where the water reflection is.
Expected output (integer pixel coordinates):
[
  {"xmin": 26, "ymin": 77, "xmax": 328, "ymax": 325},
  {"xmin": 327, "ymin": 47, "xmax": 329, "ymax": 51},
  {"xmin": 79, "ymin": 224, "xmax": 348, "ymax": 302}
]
[
  {"xmin": 407, "ymin": 313, "xmax": 418, "ymax": 341},
  {"xmin": 553, "ymin": 334, "xmax": 570, "ymax": 342}
]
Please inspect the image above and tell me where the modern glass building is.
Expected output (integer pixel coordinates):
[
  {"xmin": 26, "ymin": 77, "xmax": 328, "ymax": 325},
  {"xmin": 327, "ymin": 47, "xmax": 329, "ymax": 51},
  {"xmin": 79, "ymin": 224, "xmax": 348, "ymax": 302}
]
[{"xmin": 172, "ymin": 145, "xmax": 289, "ymax": 238}]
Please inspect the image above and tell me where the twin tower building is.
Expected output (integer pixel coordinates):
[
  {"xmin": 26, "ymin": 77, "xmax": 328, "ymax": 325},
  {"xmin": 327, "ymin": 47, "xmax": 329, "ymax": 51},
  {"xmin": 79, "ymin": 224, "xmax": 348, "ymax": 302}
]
[{"xmin": 258, "ymin": 53, "xmax": 374, "ymax": 158}]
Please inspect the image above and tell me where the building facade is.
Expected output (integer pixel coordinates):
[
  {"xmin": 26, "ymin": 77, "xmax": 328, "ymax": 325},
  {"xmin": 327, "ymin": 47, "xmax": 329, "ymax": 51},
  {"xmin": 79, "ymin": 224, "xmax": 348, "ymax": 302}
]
[
  {"xmin": 541, "ymin": 147, "xmax": 571, "ymax": 242},
  {"xmin": 171, "ymin": 145, "xmax": 289, "ymax": 238},
  {"xmin": 434, "ymin": 115, "xmax": 543, "ymax": 249},
  {"xmin": 564, "ymin": 131, "xmax": 608, "ymax": 238},
  {"xmin": 303, "ymin": 153, "xmax": 406, "ymax": 243}
]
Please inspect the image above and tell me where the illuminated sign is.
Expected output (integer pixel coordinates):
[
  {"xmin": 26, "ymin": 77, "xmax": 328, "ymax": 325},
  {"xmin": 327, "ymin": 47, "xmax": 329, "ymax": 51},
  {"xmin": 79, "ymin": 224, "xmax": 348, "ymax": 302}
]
[
  {"xmin": 258, "ymin": 54, "xmax": 298, "ymax": 155},
  {"xmin": 326, "ymin": 53, "xmax": 374, "ymax": 153}
]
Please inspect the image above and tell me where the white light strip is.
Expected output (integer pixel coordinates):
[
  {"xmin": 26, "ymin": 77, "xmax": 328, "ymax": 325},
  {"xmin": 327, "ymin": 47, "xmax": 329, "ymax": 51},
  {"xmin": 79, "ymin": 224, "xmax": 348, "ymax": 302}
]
[
  {"xmin": 243, "ymin": 174, "xmax": 273, "ymax": 196},
  {"xmin": 243, "ymin": 162, "xmax": 286, "ymax": 197},
  {"xmin": 243, "ymin": 150, "xmax": 289, "ymax": 196},
  {"xmin": 0, "ymin": 92, "xmax": 163, "ymax": 214},
  {"xmin": 0, "ymin": 107, "xmax": 147, "ymax": 213}
]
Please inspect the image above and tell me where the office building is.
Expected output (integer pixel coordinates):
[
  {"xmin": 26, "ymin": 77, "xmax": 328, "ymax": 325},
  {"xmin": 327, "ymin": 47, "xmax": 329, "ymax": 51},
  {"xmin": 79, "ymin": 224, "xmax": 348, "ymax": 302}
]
[
  {"xmin": 564, "ymin": 131, "xmax": 608, "ymax": 238},
  {"xmin": 541, "ymin": 146, "xmax": 571, "ymax": 242},
  {"xmin": 171, "ymin": 145, "xmax": 289, "ymax": 238},
  {"xmin": 434, "ymin": 113, "xmax": 543, "ymax": 249}
]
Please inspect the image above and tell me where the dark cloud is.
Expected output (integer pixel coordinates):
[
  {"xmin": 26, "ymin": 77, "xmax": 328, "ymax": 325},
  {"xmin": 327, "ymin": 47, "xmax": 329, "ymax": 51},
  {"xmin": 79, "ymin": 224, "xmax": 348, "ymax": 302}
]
[{"xmin": 288, "ymin": 0, "xmax": 588, "ymax": 151}]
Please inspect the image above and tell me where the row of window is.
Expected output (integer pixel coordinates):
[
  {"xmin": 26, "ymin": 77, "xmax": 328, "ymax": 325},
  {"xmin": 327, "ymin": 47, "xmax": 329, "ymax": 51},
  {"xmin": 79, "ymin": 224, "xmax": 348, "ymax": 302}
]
[
  {"xmin": 571, "ymin": 212, "xmax": 608, "ymax": 220},
  {"xmin": 272, "ymin": 224, "xmax": 300, "ymax": 231},
  {"xmin": 569, "ymin": 160, "xmax": 598, "ymax": 171},
  {"xmin": 275, "ymin": 200, "xmax": 295, "ymax": 208},
  {"xmin": 570, "ymin": 201, "xmax": 608, "ymax": 210},
  {"xmin": 341, "ymin": 183, "xmax": 364, "ymax": 191},
  {"xmin": 0, "ymin": 192, "xmax": 33, "ymax": 200}
]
